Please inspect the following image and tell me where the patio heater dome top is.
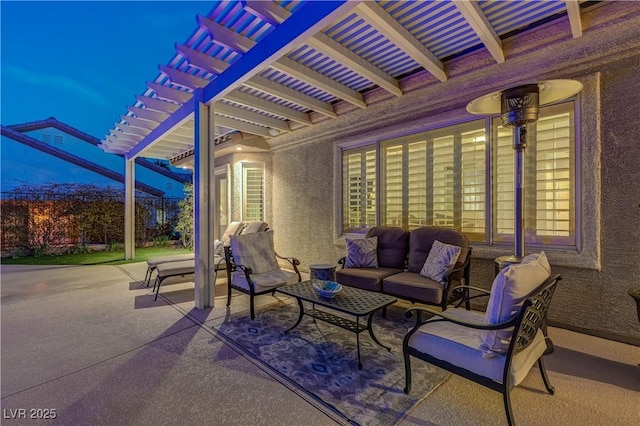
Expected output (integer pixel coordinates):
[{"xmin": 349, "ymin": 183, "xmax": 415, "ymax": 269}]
[{"xmin": 466, "ymin": 79, "xmax": 583, "ymax": 116}]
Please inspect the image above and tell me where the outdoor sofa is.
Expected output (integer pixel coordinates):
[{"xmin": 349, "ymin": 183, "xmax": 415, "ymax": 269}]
[{"xmin": 336, "ymin": 226, "xmax": 471, "ymax": 310}]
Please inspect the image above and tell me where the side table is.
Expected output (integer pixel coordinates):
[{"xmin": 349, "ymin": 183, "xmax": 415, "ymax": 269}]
[{"xmin": 309, "ymin": 264, "xmax": 336, "ymax": 281}]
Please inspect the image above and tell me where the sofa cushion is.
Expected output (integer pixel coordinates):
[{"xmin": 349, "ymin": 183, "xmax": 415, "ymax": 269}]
[
  {"xmin": 345, "ymin": 236, "xmax": 379, "ymax": 268},
  {"xmin": 408, "ymin": 227, "xmax": 469, "ymax": 275},
  {"xmin": 230, "ymin": 230, "xmax": 279, "ymax": 274},
  {"xmin": 420, "ymin": 240, "xmax": 462, "ymax": 285},
  {"xmin": 479, "ymin": 252, "xmax": 551, "ymax": 357},
  {"xmin": 382, "ymin": 272, "xmax": 444, "ymax": 305},
  {"xmin": 365, "ymin": 226, "xmax": 409, "ymax": 269},
  {"xmin": 336, "ymin": 267, "xmax": 402, "ymax": 292}
]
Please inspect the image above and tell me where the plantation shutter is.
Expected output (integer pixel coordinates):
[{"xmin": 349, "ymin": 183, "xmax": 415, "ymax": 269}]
[
  {"xmin": 533, "ymin": 106, "xmax": 575, "ymax": 245},
  {"xmin": 493, "ymin": 101, "xmax": 575, "ymax": 246},
  {"xmin": 342, "ymin": 147, "xmax": 376, "ymax": 233},
  {"xmin": 431, "ymin": 136, "xmax": 455, "ymax": 227},
  {"xmin": 243, "ymin": 165, "xmax": 264, "ymax": 222},
  {"xmin": 382, "ymin": 144, "xmax": 403, "ymax": 226},
  {"xmin": 407, "ymin": 141, "xmax": 427, "ymax": 230},
  {"xmin": 460, "ymin": 128, "xmax": 487, "ymax": 240}
]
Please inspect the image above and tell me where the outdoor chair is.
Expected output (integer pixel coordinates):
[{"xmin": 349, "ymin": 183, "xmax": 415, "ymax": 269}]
[
  {"xmin": 145, "ymin": 221, "xmax": 244, "ymax": 287},
  {"xmin": 225, "ymin": 229, "xmax": 301, "ymax": 319},
  {"xmin": 403, "ymin": 252, "xmax": 560, "ymax": 426}
]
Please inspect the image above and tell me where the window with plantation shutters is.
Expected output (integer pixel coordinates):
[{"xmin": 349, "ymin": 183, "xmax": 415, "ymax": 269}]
[
  {"xmin": 493, "ymin": 101, "xmax": 576, "ymax": 246},
  {"xmin": 242, "ymin": 164, "xmax": 264, "ymax": 222},
  {"xmin": 340, "ymin": 100, "xmax": 577, "ymax": 250},
  {"xmin": 377, "ymin": 120, "xmax": 486, "ymax": 239},
  {"xmin": 342, "ymin": 147, "xmax": 376, "ymax": 233}
]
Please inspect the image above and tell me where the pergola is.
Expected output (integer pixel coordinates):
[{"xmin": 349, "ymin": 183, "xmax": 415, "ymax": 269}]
[{"xmin": 98, "ymin": 0, "xmax": 591, "ymax": 309}]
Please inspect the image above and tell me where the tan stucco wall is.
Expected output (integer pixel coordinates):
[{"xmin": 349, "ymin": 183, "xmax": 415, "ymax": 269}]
[{"xmin": 268, "ymin": 3, "xmax": 640, "ymax": 343}]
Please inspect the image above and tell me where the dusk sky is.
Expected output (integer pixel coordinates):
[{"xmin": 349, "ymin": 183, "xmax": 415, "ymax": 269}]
[{"xmin": 1, "ymin": 1, "xmax": 213, "ymax": 141}]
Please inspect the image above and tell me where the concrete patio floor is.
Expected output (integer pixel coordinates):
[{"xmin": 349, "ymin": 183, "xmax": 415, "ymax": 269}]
[{"xmin": 1, "ymin": 263, "xmax": 638, "ymax": 425}]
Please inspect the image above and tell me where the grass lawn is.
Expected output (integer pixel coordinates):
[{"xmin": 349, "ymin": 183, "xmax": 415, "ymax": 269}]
[{"xmin": 1, "ymin": 246, "xmax": 193, "ymax": 266}]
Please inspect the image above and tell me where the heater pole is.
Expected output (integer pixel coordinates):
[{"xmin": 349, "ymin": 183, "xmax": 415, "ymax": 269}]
[{"xmin": 513, "ymin": 125, "xmax": 527, "ymax": 260}]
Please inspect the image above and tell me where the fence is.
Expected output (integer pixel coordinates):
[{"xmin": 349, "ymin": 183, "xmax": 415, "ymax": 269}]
[{"xmin": 0, "ymin": 191, "xmax": 181, "ymax": 254}]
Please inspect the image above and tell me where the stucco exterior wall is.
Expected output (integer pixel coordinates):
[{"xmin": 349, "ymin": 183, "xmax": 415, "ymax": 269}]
[{"xmin": 269, "ymin": 4, "xmax": 640, "ymax": 343}]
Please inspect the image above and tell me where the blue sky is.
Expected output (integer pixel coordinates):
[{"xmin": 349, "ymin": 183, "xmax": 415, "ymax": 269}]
[{"xmin": 1, "ymin": 1, "xmax": 213, "ymax": 140}]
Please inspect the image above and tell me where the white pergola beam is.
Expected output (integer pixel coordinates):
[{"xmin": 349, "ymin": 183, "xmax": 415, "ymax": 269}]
[
  {"xmin": 159, "ymin": 133, "xmax": 195, "ymax": 144},
  {"xmin": 135, "ymin": 95, "xmax": 180, "ymax": 114},
  {"xmin": 147, "ymin": 82, "xmax": 193, "ymax": 104},
  {"xmin": 212, "ymin": 115, "xmax": 272, "ymax": 138},
  {"xmin": 159, "ymin": 65, "xmax": 210, "ymax": 90},
  {"xmin": 115, "ymin": 123, "xmax": 151, "ymax": 137},
  {"xmin": 244, "ymin": 1, "xmax": 290, "ymax": 25},
  {"xmin": 197, "ymin": 15, "xmax": 256, "ymax": 52},
  {"xmin": 109, "ymin": 132, "xmax": 142, "ymax": 143},
  {"xmin": 454, "ymin": 0, "xmax": 505, "ymax": 64},
  {"xmin": 271, "ymin": 57, "xmax": 366, "ymax": 108},
  {"xmin": 565, "ymin": 1, "xmax": 583, "ymax": 38},
  {"xmin": 355, "ymin": 2, "xmax": 447, "ymax": 82},
  {"xmin": 120, "ymin": 115, "xmax": 158, "ymax": 130},
  {"xmin": 127, "ymin": 106, "xmax": 167, "ymax": 123},
  {"xmin": 215, "ymin": 102, "xmax": 291, "ymax": 132},
  {"xmin": 244, "ymin": 75, "xmax": 337, "ymax": 118},
  {"xmin": 306, "ymin": 33, "xmax": 403, "ymax": 97},
  {"xmin": 175, "ymin": 44, "xmax": 230, "ymax": 74},
  {"xmin": 223, "ymin": 91, "xmax": 312, "ymax": 125}
]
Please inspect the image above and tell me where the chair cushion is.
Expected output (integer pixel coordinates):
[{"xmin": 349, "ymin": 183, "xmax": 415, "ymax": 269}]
[
  {"xmin": 365, "ymin": 227, "xmax": 409, "ymax": 269},
  {"xmin": 221, "ymin": 221, "xmax": 244, "ymax": 244},
  {"xmin": 231, "ymin": 268, "xmax": 299, "ymax": 293},
  {"xmin": 230, "ymin": 230, "xmax": 279, "ymax": 274},
  {"xmin": 408, "ymin": 308, "xmax": 547, "ymax": 386},
  {"xmin": 479, "ymin": 252, "xmax": 551, "ymax": 356},
  {"xmin": 382, "ymin": 272, "xmax": 443, "ymax": 304},
  {"xmin": 345, "ymin": 236, "xmax": 379, "ymax": 268},
  {"xmin": 336, "ymin": 267, "xmax": 403, "ymax": 292},
  {"xmin": 240, "ymin": 221, "xmax": 269, "ymax": 234},
  {"xmin": 419, "ymin": 240, "xmax": 462, "ymax": 285},
  {"xmin": 407, "ymin": 227, "xmax": 469, "ymax": 276}
]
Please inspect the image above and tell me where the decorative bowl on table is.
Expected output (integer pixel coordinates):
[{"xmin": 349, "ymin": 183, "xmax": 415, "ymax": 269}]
[{"xmin": 313, "ymin": 280, "xmax": 342, "ymax": 299}]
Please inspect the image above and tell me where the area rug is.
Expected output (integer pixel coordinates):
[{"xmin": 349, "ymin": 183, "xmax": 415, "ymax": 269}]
[{"xmin": 212, "ymin": 302, "xmax": 449, "ymax": 426}]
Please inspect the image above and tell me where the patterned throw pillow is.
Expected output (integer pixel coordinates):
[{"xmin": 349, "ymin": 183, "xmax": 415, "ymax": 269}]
[
  {"xmin": 345, "ymin": 237, "xmax": 379, "ymax": 268},
  {"xmin": 419, "ymin": 240, "xmax": 462, "ymax": 285}
]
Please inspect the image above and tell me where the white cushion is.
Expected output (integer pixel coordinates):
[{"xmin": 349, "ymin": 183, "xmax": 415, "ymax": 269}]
[
  {"xmin": 146, "ymin": 253, "xmax": 194, "ymax": 268},
  {"xmin": 231, "ymin": 268, "xmax": 299, "ymax": 293},
  {"xmin": 240, "ymin": 221, "xmax": 269, "ymax": 234},
  {"xmin": 419, "ymin": 240, "xmax": 462, "ymax": 285},
  {"xmin": 230, "ymin": 230, "xmax": 279, "ymax": 274},
  {"xmin": 409, "ymin": 308, "xmax": 547, "ymax": 386},
  {"xmin": 221, "ymin": 221, "xmax": 244, "ymax": 245},
  {"xmin": 345, "ymin": 236, "xmax": 379, "ymax": 268},
  {"xmin": 479, "ymin": 252, "xmax": 551, "ymax": 356}
]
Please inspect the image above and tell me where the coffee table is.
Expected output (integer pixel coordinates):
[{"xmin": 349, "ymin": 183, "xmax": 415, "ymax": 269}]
[{"xmin": 277, "ymin": 279, "xmax": 397, "ymax": 369}]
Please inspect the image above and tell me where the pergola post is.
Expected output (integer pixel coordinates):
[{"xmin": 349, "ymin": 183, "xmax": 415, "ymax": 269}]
[
  {"xmin": 193, "ymin": 94, "xmax": 216, "ymax": 309},
  {"xmin": 124, "ymin": 158, "xmax": 135, "ymax": 259}
]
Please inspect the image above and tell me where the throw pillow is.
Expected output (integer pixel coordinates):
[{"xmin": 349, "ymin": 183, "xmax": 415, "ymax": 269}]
[
  {"xmin": 478, "ymin": 252, "xmax": 551, "ymax": 357},
  {"xmin": 345, "ymin": 237, "xmax": 379, "ymax": 268},
  {"xmin": 419, "ymin": 240, "xmax": 462, "ymax": 285}
]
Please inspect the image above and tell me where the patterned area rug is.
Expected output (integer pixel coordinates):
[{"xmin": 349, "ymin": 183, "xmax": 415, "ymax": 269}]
[{"xmin": 212, "ymin": 302, "xmax": 449, "ymax": 426}]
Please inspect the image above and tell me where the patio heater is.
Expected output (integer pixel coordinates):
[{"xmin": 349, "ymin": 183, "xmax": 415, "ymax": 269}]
[{"xmin": 466, "ymin": 79, "xmax": 583, "ymax": 267}]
